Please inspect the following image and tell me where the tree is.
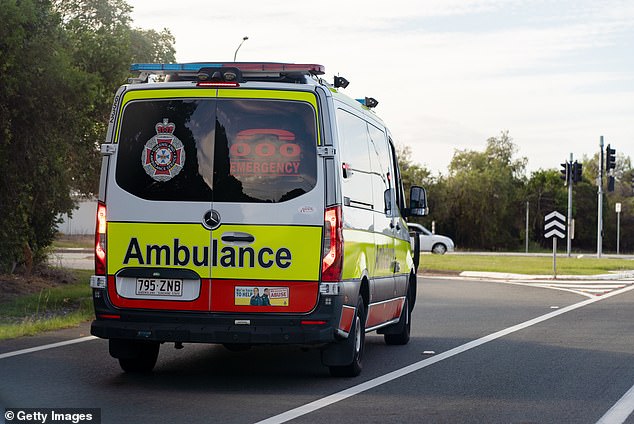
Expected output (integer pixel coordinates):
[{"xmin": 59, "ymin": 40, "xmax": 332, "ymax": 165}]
[
  {"xmin": 54, "ymin": 0, "xmax": 176, "ymax": 195},
  {"xmin": 0, "ymin": 0, "xmax": 97, "ymax": 272},
  {"xmin": 130, "ymin": 28, "xmax": 176, "ymax": 63},
  {"xmin": 0, "ymin": 0, "xmax": 176, "ymax": 273},
  {"xmin": 442, "ymin": 131, "xmax": 527, "ymax": 250},
  {"xmin": 396, "ymin": 145, "xmax": 434, "ymax": 194}
]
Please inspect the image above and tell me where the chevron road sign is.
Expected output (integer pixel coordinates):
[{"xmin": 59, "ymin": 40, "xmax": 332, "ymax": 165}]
[
  {"xmin": 545, "ymin": 210, "xmax": 567, "ymax": 278},
  {"xmin": 544, "ymin": 211, "xmax": 566, "ymax": 239}
]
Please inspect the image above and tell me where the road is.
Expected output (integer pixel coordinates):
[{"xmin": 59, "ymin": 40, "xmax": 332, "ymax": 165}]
[{"xmin": 1, "ymin": 277, "xmax": 633, "ymax": 424}]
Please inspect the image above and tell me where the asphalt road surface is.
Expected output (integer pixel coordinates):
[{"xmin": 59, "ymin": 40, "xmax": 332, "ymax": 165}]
[{"xmin": 1, "ymin": 277, "xmax": 633, "ymax": 424}]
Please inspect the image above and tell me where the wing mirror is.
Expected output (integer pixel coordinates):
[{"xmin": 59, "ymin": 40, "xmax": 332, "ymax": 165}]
[{"xmin": 408, "ymin": 186, "xmax": 428, "ymax": 216}]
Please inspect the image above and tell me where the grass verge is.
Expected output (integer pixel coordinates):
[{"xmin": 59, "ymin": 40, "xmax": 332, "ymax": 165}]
[
  {"xmin": 0, "ymin": 269, "xmax": 93, "ymax": 340},
  {"xmin": 419, "ymin": 254, "xmax": 634, "ymax": 275}
]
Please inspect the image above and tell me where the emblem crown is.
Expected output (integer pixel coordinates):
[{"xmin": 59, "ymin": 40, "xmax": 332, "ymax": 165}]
[{"xmin": 156, "ymin": 118, "xmax": 175, "ymax": 134}]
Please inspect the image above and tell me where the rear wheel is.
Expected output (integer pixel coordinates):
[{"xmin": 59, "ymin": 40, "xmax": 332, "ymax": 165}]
[{"xmin": 329, "ymin": 296, "xmax": 365, "ymax": 377}]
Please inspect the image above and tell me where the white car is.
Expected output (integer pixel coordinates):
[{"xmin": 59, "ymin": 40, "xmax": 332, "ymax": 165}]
[{"xmin": 408, "ymin": 223, "xmax": 454, "ymax": 255}]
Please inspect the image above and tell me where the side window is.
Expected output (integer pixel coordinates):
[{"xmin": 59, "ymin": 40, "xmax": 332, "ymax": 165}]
[
  {"xmin": 367, "ymin": 123, "xmax": 393, "ymax": 215},
  {"xmin": 336, "ymin": 109, "xmax": 373, "ymax": 208},
  {"xmin": 388, "ymin": 137, "xmax": 406, "ymax": 215}
]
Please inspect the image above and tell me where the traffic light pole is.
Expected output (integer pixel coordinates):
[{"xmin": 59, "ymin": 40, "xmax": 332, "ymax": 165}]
[
  {"xmin": 597, "ymin": 136, "xmax": 604, "ymax": 258},
  {"xmin": 567, "ymin": 153, "xmax": 573, "ymax": 257}
]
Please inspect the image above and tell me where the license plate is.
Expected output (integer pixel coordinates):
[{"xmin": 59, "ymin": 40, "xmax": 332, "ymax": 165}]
[{"xmin": 135, "ymin": 278, "xmax": 183, "ymax": 297}]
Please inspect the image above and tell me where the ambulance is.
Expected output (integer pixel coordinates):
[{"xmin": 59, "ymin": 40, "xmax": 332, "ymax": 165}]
[{"xmin": 90, "ymin": 62, "xmax": 428, "ymax": 377}]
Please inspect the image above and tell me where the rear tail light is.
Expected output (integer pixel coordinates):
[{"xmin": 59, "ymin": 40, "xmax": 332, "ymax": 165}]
[
  {"xmin": 95, "ymin": 202, "xmax": 107, "ymax": 275},
  {"xmin": 322, "ymin": 206, "xmax": 343, "ymax": 282}
]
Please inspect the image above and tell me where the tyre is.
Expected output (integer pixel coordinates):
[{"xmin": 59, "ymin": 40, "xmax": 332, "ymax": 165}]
[
  {"xmin": 115, "ymin": 341, "xmax": 160, "ymax": 373},
  {"xmin": 384, "ymin": 296, "xmax": 411, "ymax": 345},
  {"xmin": 329, "ymin": 296, "xmax": 365, "ymax": 377},
  {"xmin": 431, "ymin": 243, "xmax": 447, "ymax": 254}
]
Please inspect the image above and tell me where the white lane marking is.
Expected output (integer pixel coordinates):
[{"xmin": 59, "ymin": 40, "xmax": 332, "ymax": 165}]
[
  {"xmin": 255, "ymin": 284, "xmax": 634, "ymax": 424},
  {"xmin": 596, "ymin": 383, "xmax": 634, "ymax": 424},
  {"xmin": 0, "ymin": 336, "xmax": 98, "ymax": 360}
]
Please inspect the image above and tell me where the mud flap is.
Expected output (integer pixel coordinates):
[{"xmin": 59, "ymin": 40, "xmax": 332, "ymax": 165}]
[
  {"xmin": 321, "ymin": 334, "xmax": 356, "ymax": 366},
  {"xmin": 109, "ymin": 338, "xmax": 158, "ymax": 359}
]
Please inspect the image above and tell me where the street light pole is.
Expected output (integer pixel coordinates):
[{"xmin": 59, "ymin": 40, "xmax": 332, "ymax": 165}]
[
  {"xmin": 616, "ymin": 202, "xmax": 622, "ymax": 255},
  {"xmin": 525, "ymin": 200, "xmax": 529, "ymax": 253},
  {"xmin": 597, "ymin": 136, "xmax": 604, "ymax": 258},
  {"xmin": 233, "ymin": 36, "xmax": 249, "ymax": 61},
  {"xmin": 567, "ymin": 153, "xmax": 573, "ymax": 257}
]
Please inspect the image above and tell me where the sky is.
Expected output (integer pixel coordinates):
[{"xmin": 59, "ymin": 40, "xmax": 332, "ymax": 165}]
[{"xmin": 128, "ymin": 0, "xmax": 634, "ymax": 176}]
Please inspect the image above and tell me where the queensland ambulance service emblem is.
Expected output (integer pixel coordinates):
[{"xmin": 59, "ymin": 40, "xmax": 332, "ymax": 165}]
[{"xmin": 142, "ymin": 118, "xmax": 186, "ymax": 181}]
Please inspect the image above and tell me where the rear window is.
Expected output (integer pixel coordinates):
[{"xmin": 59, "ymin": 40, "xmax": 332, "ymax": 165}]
[{"xmin": 115, "ymin": 98, "xmax": 317, "ymax": 203}]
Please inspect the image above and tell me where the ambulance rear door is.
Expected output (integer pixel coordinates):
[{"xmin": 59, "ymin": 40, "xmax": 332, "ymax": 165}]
[{"xmin": 207, "ymin": 88, "xmax": 324, "ymax": 314}]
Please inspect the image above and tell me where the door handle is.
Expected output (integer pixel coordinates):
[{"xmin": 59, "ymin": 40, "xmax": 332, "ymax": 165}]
[{"xmin": 221, "ymin": 232, "xmax": 255, "ymax": 244}]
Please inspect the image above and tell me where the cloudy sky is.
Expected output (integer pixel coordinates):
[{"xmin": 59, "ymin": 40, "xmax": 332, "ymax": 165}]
[{"xmin": 128, "ymin": 0, "xmax": 634, "ymax": 175}]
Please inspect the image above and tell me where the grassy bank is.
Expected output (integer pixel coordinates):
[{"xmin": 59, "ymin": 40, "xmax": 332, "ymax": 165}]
[
  {"xmin": 419, "ymin": 254, "xmax": 634, "ymax": 275},
  {"xmin": 0, "ymin": 269, "xmax": 93, "ymax": 340}
]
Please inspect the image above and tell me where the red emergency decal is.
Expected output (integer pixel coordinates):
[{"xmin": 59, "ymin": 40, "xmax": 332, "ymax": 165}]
[
  {"xmin": 366, "ymin": 297, "xmax": 406, "ymax": 329},
  {"xmin": 211, "ymin": 279, "xmax": 318, "ymax": 313},
  {"xmin": 229, "ymin": 129, "xmax": 301, "ymax": 177},
  {"xmin": 338, "ymin": 305, "xmax": 356, "ymax": 334},
  {"xmin": 107, "ymin": 276, "xmax": 209, "ymax": 311},
  {"xmin": 142, "ymin": 118, "xmax": 186, "ymax": 182}
]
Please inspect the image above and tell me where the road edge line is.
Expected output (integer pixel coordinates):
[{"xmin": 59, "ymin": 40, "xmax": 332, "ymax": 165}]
[
  {"xmin": 0, "ymin": 336, "xmax": 98, "ymax": 360},
  {"xmin": 596, "ymin": 383, "xmax": 634, "ymax": 424}
]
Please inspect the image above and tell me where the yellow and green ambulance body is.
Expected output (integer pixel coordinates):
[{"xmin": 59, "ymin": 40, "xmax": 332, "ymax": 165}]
[{"xmin": 90, "ymin": 63, "xmax": 427, "ymax": 376}]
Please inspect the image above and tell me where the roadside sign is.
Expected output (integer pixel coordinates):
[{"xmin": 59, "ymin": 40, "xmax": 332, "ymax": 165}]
[
  {"xmin": 544, "ymin": 211, "xmax": 566, "ymax": 278},
  {"xmin": 544, "ymin": 211, "xmax": 566, "ymax": 239}
]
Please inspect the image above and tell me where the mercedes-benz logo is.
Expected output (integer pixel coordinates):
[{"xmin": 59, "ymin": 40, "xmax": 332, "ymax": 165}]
[{"xmin": 202, "ymin": 209, "xmax": 221, "ymax": 230}]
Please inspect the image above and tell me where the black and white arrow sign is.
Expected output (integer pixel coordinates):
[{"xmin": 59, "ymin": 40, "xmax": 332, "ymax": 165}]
[{"xmin": 544, "ymin": 211, "xmax": 566, "ymax": 239}]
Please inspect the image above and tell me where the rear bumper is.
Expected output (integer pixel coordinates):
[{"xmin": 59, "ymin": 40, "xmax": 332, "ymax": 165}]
[{"xmin": 91, "ymin": 315, "xmax": 336, "ymax": 345}]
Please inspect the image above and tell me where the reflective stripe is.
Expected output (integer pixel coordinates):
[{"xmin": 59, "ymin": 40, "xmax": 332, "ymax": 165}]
[
  {"xmin": 338, "ymin": 305, "xmax": 356, "ymax": 335},
  {"xmin": 366, "ymin": 297, "xmax": 405, "ymax": 330}
]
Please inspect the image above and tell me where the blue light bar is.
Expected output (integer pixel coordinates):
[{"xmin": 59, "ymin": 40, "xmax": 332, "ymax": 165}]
[{"xmin": 130, "ymin": 63, "xmax": 224, "ymax": 72}]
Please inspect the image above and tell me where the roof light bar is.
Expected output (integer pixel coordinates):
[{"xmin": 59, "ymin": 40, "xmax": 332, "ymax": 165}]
[{"xmin": 131, "ymin": 62, "xmax": 325, "ymax": 75}]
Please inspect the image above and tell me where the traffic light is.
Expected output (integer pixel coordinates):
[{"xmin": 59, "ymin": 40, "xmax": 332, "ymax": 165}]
[
  {"xmin": 606, "ymin": 144, "xmax": 616, "ymax": 170},
  {"xmin": 572, "ymin": 161, "xmax": 583, "ymax": 183},
  {"xmin": 560, "ymin": 162, "xmax": 570, "ymax": 186},
  {"xmin": 607, "ymin": 176, "xmax": 615, "ymax": 192}
]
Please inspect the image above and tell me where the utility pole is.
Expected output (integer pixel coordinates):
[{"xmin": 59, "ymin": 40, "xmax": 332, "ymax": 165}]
[
  {"xmin": 566, "ymin": 153, "xmax": 573, "ymax": 257},
  {"xmin": 525, "ymin": 200, "xmax": 529, "ymax": 253},
  {"xmin": 597, "ymin": 136, "xmax": 604, "ymax": 258},
  {"xmin": 616, "ymin": 202, "xmax": 622, "ymax": 255}
]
